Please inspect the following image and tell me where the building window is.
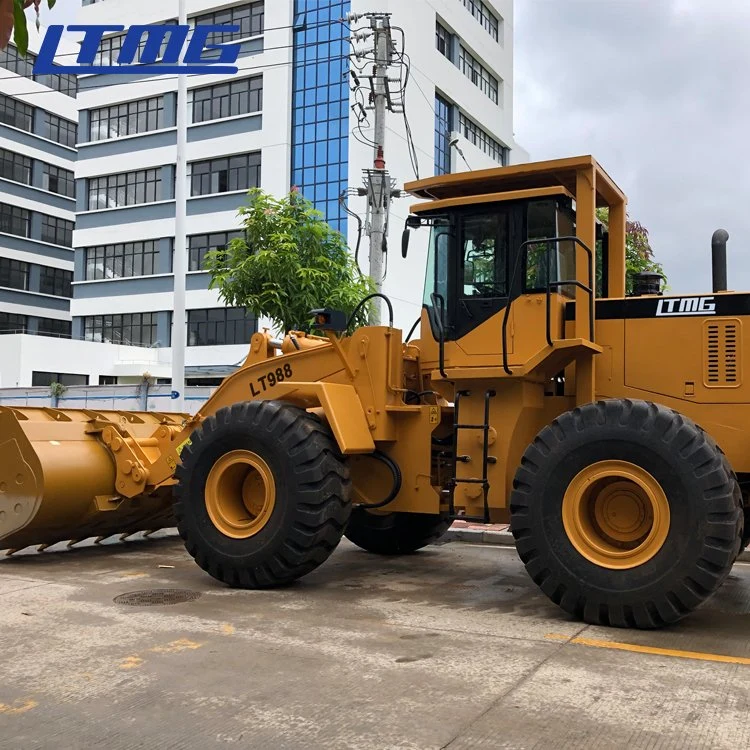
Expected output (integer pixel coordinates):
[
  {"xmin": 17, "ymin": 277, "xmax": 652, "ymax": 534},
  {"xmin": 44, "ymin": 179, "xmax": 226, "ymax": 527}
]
[
  {"xmin": 190, "ymin": 153, "xmax": 261, "ymax": 197},
  {"xmin": 194, "ymin": 2, "xmax": 264, "ymax": 43},
  {"xmin": 436, "ymin": 22, "xmax": 453, "ymax": 60},
  {"xmin": 435, "ymin": 94, "xmax": 453, "ymax": 176},
  {"xmin": 84, "ymin": 240, "xmax": 159, "ymax": 280},
  {"xmin": 0, "ymin": 257, "xmax": 29, "ymax": 290},
  {"xmin": 40, "ymin": 214, "xmax": 74, "ymax": 247},
  {"xmin": 45, "ymin": 113, "xmax": 77, "ymax": 148},
  {"xmin": 188, "ymin": 231, "xmax": 243, "ymax": 272},
  {"xmin": 0, "ymin": 45, "xmax": 77, "ymax": 97},
  {"xmin": 93, "ymin": 22, "xmax": 178, "ymax": 67},
  {"xmin": 460, "ymin": 0, "xmax": 501, "ymax": 42},
  {"xmin": 458, "ymin": 46, "xmax": 499, "ymax": 104},
  {"xmin": 84, "ymin": 312, "xmax": 158, "ymax": 346},
  {"xmin": 88, "ymin": 168, "xmax": 163, "ymax": 210},
  {"xmin": 0, "ymin": 43, "xmax": 34, "ymax": 78},
  {"xmin": 0, "ymin": 93, "xmax": 33, "ymax": 132},
  {"xmin": 99, "ymin": 375, "xmax": 118, "ymax": 385},
  {"xmin": 0, "ymin": 148, "xmax": 32, "ymax": 185},
  {"xmin": 291, "ymin": 0, "xmax": 350, "ymax": 235},
  {"xmin": 187, "ymin": 377, "xmax": 223, "ymax": 387},
  {"xmin": 32, "ymin": 370, "xmax": 87, "ymax": 386},
  {"xmin": 191, "ymin": 76, "xmax": 263, "ymax": 124},
  {"xmin": 188, "ymin": 308, "xmax": 256, "ymax": 346},
  {"xmin": 36, "ymin": 318, "xmax": 72, "ymax": 338},
  {"xmin": 95, "ymin": 33, "xmax": 127, "ymax": 67},
  {"xmin": 89, "ymin": 96, "xmax": 165, "ymax": 141},
  {"xmin": 0, "ymin": 312, "xmax": 27, "ymax": 333},
  {"xmin": 42, "ymin": 164, "xmax": 76, "ymax": 198},
  {"xmin": 39, "ymin": 266, "xmax": 73, "ymax": 297},
  {"xmin": 0, "ymin": 203, "xmax": 31, "ymax": 237},
  {"xmin": 457, "ymin": 113, "xmax": 508, "ymax": 165}
]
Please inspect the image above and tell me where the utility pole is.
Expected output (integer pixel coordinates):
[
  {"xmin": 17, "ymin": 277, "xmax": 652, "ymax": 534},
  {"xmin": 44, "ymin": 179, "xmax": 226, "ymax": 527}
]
[
  {"xmin": 347, "ymin": 12, "xmax": 412, "ymax": 324},
  {"xmin": 366, "ymin": 16, "xmax": 391, "ymax": 324},
  {"xmin": 171, "ymin": 0, "xmax": 187, "ymax": 412}
]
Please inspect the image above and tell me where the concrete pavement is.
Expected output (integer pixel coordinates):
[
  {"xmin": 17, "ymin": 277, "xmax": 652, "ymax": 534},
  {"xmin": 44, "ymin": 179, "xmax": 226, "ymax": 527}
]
[{"xmin": 1, "ymin": 534, "xmax": 749, "ymax": 749}]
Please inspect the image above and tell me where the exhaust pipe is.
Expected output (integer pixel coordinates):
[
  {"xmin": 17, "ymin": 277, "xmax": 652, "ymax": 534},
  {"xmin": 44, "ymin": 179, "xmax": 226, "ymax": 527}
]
[{"xmin": 712, "ymin": 229, "xmax": 729, "ymax": 293}]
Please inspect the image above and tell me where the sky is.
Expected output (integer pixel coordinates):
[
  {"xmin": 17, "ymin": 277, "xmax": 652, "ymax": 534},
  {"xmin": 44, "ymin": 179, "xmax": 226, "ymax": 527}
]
[
  {"xmin": 38, "ymin": 0, "xmax": 750, "ymax": 293},
  {"xmin": 40, "ymin": 2, "xmax": 77, "ymax": 25},
  {"xmin": 514, "ymin": 0, "xmax": 750, "ymax": 293}
]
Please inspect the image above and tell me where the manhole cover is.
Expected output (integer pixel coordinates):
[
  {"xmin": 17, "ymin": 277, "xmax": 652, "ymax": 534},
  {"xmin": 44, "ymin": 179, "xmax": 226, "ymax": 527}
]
[{"xmin": 114, "ymin": 589, "xmax": 201, "ymax": 606}]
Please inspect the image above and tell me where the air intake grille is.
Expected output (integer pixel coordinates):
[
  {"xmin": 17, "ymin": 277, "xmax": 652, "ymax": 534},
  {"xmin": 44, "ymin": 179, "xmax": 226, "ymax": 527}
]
[{"xmin": 704, "ymin": 319, "xmax": 741, "ymax": 387}]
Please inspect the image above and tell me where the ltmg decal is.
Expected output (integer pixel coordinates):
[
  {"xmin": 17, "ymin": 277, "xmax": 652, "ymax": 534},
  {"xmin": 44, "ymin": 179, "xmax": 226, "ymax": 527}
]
[{"xmin": 655, "ymin": 296, "xmax": 716, "ymax": 317}]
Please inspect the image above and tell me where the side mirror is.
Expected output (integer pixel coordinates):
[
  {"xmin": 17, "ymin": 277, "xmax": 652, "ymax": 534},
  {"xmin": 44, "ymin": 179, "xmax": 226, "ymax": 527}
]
[
  {"xmin": 463, "ymin": 259, "xmax": 475, "ymax": 284},
  {"xmin": 402, "ymin": 215, "xmax": 423, "ymax": 258}
]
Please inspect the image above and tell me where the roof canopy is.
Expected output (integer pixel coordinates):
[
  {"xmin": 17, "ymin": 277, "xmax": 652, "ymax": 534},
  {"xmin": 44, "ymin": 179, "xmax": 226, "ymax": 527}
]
[{"xmin": 404, "ymin": 155, "xmax": 626, "ymax": 209}]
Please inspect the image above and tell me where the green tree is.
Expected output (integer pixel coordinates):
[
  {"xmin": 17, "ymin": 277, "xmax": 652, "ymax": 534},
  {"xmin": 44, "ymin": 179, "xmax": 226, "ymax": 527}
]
[
  {"xmin": 205, "ymin": 189, "xmax": 374, "ymax": 334},
  {"xmin": 1, "ymin": 0, "xmax": 55, "ymax": 56},
  {"xmin": 596, "ymin": 208, "xmax": 667, "ymax": 295}
]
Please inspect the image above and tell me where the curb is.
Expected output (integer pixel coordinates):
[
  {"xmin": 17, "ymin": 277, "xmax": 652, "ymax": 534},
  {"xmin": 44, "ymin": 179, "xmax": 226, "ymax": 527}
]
[
  {"xmin": 443, "ymin": 528, "xmax": 750, "ymax": 563},
  {"xmin": 443, "ymin": 528, "xmax": 515, "ymax": 548}
]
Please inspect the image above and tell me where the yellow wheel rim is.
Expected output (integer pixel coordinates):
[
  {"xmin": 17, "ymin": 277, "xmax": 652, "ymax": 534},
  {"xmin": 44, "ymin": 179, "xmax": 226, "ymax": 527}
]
[
  {"xmin": 562, "ymin": 460, "xmax": 670, "ymax": 570},
  {"xmin": 205, "ymin": 450, "xmax": 276, "ymax": 539}
]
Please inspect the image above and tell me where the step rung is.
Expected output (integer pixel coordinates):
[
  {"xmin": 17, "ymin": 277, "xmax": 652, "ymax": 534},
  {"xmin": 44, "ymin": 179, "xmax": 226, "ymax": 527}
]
[
  {"xmin": 454, "ymin": 478, "xmax": 488, "ymax": 485},
  {"xmin": 455, "ymin": 424, "xmax": 487, "ymax": 430}
]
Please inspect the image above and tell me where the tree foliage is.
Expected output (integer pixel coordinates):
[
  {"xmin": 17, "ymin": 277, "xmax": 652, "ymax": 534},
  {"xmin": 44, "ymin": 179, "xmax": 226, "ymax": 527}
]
[
  {"xmin": 205, "ymin": 189, "xmax": 374, "ymax": 334},
  {"xmin": 1, "ymin": 0, "xmax": 55, "ymax": 56},
  {"xmin": 596, "ymin": 208, "xmax": 667, "ymax": 295}
]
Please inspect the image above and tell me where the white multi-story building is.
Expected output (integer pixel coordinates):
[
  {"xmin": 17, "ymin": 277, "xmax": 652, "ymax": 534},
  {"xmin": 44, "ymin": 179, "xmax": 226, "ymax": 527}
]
[
  {"xmin": 0, "ymin": 26, "xmax": 80, "ymax": 386},
  {"xmin": 3, "ymin": 0, "xmax": 525, "ymax": 388}
]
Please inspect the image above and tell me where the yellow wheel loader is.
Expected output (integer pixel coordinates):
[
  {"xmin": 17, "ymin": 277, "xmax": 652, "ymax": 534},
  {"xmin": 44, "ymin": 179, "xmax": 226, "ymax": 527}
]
[{"xmin": 1, "ymin": 155, "xmax": 745, "ymax": 628}]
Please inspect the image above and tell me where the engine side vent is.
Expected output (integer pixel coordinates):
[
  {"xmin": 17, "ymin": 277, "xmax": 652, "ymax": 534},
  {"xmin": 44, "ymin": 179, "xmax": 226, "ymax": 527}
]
[{"xmin": 703, "ymin": 319, "xmax": 741, "ymax": 388}]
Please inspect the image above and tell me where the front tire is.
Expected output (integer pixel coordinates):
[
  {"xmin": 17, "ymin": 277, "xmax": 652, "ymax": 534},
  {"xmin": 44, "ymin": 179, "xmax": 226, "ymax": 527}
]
[
  {"xmin": 175, "ymin": 401, "xmax": 351, "ymax": 588},
  {"xmin": 510, "ymin": 399, "xmax": 742, "ymax": 628},
  {"xmin": 345, "ymin": 509, "xmax": 451, "ymax": 555}
]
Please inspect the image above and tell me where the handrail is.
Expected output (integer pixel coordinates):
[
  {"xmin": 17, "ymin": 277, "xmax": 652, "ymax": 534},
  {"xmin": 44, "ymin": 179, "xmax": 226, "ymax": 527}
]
[
  {"xmin": 430, "ymin": 293, "xmax": 448, "ymax": 378},
  {"xmin": 501, "ymin": 235, "xmax": 595, "ymax": 375}
]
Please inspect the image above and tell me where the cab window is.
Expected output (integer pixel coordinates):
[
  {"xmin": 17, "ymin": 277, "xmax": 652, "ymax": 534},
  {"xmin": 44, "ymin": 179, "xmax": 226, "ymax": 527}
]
[
  {"xmin": 524, "ymin": 199, "xmax": 576, "ymax": 297},
  {"xmin": 461, "ymin": 212, "xmax": 508, "ymax": 298}
]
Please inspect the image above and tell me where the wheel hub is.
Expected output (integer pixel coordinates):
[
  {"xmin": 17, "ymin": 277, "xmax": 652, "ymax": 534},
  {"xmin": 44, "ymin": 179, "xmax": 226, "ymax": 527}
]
[
  {"xmin": 205, "ymin": 450, "xmax": 276, "ymax": 539},
  {"xmin": 562, "ymin": 460, "xmax": 670, "ymax": 570}
]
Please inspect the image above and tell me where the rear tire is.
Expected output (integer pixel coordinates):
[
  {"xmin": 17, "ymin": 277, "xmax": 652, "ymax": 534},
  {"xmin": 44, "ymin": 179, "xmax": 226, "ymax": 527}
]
[
  {"xmin": 510, "ymin": 399, "xmax": 742, "ymax": 628},
  {"xmin": 345, "ymin": 509, "xmax": 451, "ymax": 555},
  {"xmin": 175, "ymin": 401, "xmax": 351, "ymax": 588}
]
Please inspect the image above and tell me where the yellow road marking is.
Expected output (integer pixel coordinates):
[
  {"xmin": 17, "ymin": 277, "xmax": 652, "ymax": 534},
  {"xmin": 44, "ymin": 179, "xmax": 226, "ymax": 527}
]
[
  {"xmin": 221, "ymin": 623, "xmax": 235, "ymax": 636},
  {"xmin": 0, "ymin": 699, "xmax": 37, "ymax": 715},
  {"xmin": 148, "ymin": 638, "xmax": 202, "ymax": 654},
  {"xmin": 120, "ymin": 656, "xmax": 144, "ymax": 670},
  {"xmin": 546, "ymin": 633, "xmax": 750, "ymax": 665},
  {"xmin": 119, "ymin": 639, "xmax": 203, "ymax": 670}
]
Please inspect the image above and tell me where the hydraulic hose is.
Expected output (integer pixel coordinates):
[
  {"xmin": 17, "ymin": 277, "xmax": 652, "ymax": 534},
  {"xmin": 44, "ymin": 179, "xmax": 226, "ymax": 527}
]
[
  {"xmin": 346, "ymin": 293, "xmax": 395, "ymax": 329},
  {"xmin": 354, "ymin": 450, "xmax": 402, "ymax": 510}
]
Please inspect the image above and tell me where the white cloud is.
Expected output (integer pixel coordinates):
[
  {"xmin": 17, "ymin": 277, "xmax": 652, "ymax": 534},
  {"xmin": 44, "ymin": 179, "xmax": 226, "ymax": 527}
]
[{"xmin": 515, "ymin": 0, "xmax": 750, "ymax": 293}]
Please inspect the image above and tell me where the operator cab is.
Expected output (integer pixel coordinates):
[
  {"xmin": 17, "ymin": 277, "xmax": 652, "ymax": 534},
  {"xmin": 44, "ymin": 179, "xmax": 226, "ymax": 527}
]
[
  {"xmin": 403, "ymin": 156, "xmax": 628, "ymax": 387},
  {"xmin": 411, "ymin": 194, "xmax": 579, "ymax": 342}
]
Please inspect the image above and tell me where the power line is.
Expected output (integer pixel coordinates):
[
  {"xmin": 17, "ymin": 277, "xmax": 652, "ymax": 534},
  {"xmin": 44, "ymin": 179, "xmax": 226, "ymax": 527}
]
[
  {"xmin": 0, "ymin": 50, "xmax": 351, "ymax": 99},
  {"xmin": 16, "ymin": 15, "xmax": 352, "ymax": 61},
  {"xmin": 26, "ymin": 20, "xmax": 352, "ymax": 62}
]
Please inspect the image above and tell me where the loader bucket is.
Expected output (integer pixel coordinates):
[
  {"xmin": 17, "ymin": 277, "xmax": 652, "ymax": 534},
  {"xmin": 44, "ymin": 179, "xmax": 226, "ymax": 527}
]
[{"xmin": 0, "ymin": 407, "xmax": 184, "ymax": 553}]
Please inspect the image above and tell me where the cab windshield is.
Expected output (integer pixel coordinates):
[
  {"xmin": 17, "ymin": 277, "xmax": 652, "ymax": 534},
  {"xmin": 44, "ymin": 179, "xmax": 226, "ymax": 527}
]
[{"xmin": 421, "ymin": 198, "xmax": 577, "ymax": 341}]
